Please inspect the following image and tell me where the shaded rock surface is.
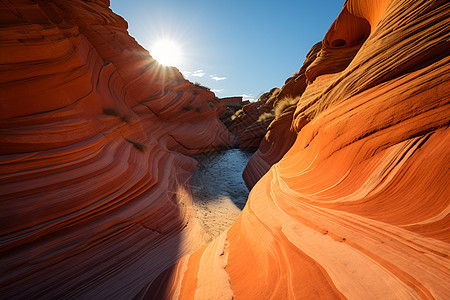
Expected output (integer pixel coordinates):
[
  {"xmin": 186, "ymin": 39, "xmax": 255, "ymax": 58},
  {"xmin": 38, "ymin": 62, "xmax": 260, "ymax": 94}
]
[
  {"xmin": 143, "ymin": 0, "xmax": 450, "ymax": 299},
  {"xmin": 0, "ymin": 0, "xmax": 233, "ymax": 298}
]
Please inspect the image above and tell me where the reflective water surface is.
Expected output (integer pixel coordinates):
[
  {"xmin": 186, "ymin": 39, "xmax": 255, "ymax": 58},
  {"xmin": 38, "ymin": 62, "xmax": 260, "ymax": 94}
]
[{"xmin": 191, "ymin": 149, "xmax": 254, "ymax": 240}]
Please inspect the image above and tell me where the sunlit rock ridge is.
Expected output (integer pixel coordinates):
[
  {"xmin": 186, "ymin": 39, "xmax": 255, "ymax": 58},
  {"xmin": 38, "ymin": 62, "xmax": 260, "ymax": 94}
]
[
  {"xmin": 0, "ymin": 0, "xmax": 233, "ymax": 298},
  {"xmin": 144, "ymin": 0, "xmax": 450, "ymax": 299}
]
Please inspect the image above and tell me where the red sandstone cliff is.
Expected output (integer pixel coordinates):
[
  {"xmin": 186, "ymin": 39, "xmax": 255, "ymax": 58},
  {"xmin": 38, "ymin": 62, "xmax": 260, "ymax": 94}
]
[
  {"xmin": 0, "ymin": 0, "xmax": 233, "ymax": 298},
  {"xmin": 144, "ymin": 0, "xmax": 450, "ymax": 298}
]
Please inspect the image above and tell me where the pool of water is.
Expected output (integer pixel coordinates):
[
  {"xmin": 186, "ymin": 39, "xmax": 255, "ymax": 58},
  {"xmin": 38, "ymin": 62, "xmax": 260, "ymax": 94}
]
[
  {"xmin": 192, "ymin": 149, "xmax": 253, "ymax": 209},
  {"xmin": 191, "ymin": 149, "xmax": 254, "ymax": 241}
]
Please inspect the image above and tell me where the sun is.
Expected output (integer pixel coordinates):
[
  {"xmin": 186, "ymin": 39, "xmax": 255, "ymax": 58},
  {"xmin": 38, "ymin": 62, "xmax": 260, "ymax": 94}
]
[{"xmin": 151, "ymin": 40, "xmax": 181, "ymax": 67}]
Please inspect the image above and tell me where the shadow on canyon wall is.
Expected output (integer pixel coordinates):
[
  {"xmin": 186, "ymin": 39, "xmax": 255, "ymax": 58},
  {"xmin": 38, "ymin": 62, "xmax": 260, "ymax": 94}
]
[{"xmin": 0, "ymin": 1, "xmax": 233, "ymax": 298}]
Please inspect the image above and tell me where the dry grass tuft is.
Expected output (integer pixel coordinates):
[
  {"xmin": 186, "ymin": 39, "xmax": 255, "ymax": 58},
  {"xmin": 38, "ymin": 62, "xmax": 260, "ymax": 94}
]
[
  {"xmin": 231, "ymin": 109, "xmax": 244, "ymax": 121},
  {"xmin": 274, "ymin": 97, "xmax": 299, "ymax": 117},
  {"xmin": 258, "ymin": 111, "xmax": 275, "ymax": 122},
  {"xmin": 194, "ymin": 82, "xmax": 211, "ymax": 91}
]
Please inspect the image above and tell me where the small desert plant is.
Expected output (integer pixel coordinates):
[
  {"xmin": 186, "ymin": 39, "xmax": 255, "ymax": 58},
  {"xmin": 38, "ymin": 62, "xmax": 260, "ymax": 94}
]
[
  {"xmin": 226, "ymin": 104, "xmax": 243, "ymax": 111},
  {"xmin": 103, "ymin": 107, "xmax": 121, "ymax": 117},
  {"xmin": 274, "ymin": 97, "xmax": 298, "ymax": 117},
  {"xmin": 258, "ymin": 110, "xmax": 275, "ymax": 122},
  {"xmin": 230, "ymin": 108, "xmax": 244, "ymax": 120},
  {"xmin": 125, "ymin": 138, "xmax": 146, "ymax": 152},
  {"xmin": 103, "ymin": 107, "xmax": 131, "ymax": 123},
  {"xmin": 194, "ymin": 82, "xmax": 211, "ymax": 91}
]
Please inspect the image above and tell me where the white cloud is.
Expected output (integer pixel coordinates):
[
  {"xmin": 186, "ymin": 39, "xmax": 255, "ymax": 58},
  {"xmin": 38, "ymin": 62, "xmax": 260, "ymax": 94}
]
[
  {"xmin": 191, "ymin": 70, "xmax": 205, "ymax": 77},
  {"xmin": 209, "ymin": 75, "xmax": 226, "ymax": 81},
  {"xmin": 242, "ymin": 94, "xmax": 256, "ymax": 102},
  {"xmin": 211, "ymin": 89, "xmax": 224, "ymax": 93}
]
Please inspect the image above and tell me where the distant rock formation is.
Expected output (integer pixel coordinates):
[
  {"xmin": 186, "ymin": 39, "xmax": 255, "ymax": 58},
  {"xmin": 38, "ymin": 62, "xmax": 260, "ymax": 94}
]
[
  {"xmin": 0, "ymin": 0, "xmax": 233, "ymax": 298},
  {"xmin": 143, "ymin": 0, "xmax": 450, "ymax": 298},
  {"xmin": 219, "ymin": 96, "xmax": 244, "ymax": 106},
  {"xmin": 226, "ymin": 88, "xmax": 279, "ymax": 149}
]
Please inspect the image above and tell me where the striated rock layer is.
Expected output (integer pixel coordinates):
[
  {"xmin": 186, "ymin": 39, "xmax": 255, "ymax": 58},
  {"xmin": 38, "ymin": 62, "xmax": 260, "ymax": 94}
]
[
  {"xmin": 144, "ymin": 0, "xmax": 450, "ymax": 298},
  {"xmin": 0, "ymin": 0, "xmax": 233, "ymax": 298}
]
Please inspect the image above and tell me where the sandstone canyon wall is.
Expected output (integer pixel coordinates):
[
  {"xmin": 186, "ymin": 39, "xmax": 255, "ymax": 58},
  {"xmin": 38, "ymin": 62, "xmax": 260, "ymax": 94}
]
[
  {"xmin": 144, "ymin": 0, "xmax": 450, "ymax": 298},
  {"xmin": 0, "ymin": 0, "xmax": 233, "ymax": 298},
  {"xmin": 226, "ymin": 91, "xmax": 276, "ymax": 150},
  {"xmin": 230, "ymin": 43, "xmax": 322, "ymax": 180}
]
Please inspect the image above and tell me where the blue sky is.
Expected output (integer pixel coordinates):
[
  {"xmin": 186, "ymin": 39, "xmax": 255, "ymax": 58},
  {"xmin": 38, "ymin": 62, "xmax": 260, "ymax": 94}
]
[{"xmin": 110, "ymin": 1, "xmax": 345, "ymax": 101}]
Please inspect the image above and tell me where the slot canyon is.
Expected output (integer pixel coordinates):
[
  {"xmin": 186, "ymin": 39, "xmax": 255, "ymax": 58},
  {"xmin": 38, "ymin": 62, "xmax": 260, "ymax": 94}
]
[{"xmin": 0, "ymin": 0, "xmax": 449, "ymax": 299}]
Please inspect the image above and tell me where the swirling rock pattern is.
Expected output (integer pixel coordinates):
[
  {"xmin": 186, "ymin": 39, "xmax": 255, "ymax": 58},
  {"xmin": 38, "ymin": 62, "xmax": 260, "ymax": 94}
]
[
  {"xmin": 0, "ymin": 0, "xmax": 233, "ymax": 298},
  {"xmin": 144, "ymin": 0, "xmax": 450, "ymax": 298}
]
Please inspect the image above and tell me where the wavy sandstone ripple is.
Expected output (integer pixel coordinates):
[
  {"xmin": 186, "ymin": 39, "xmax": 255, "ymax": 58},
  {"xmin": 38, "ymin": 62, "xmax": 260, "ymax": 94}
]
[
  {"xmin": 0, "ymin": 0, "xmax": 233, "ymax": 298},
  {"xmin": 144, "ymin": 0, "xmax": 450, "ymax": 299}
]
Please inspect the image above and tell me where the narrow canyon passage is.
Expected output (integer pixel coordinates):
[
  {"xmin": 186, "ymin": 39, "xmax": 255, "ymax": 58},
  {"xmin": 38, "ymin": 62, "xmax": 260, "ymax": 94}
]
[{"xmin": 191, "ymin": 149, "xmax": 254, "ymax": 242}]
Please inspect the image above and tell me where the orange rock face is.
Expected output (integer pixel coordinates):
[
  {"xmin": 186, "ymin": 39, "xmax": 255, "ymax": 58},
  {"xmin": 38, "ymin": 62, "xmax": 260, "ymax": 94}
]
[
  {"xmin": 143, "ymin": 0, "xmax": 450, "ymax": 298},
  {"xmin": 0, "ymin": 0, "xmax": 233, "ymax": 298}
]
